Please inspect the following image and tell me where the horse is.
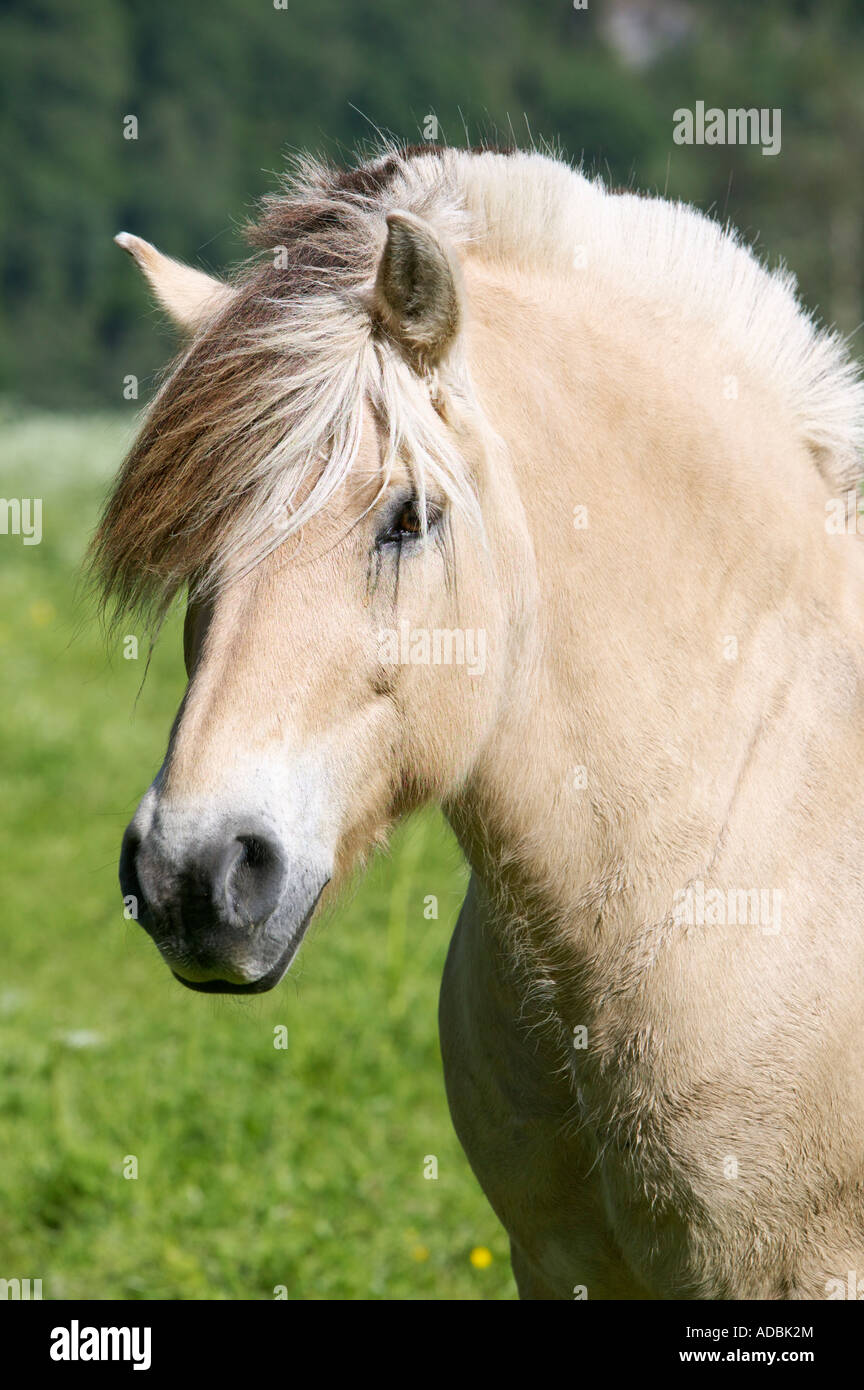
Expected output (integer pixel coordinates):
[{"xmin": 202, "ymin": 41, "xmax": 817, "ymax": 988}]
[{"xmin": 94, "ymin": 144, "xmax": 864, "ymax": 1300}]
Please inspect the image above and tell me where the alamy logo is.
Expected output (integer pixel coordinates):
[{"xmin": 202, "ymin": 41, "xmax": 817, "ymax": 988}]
[
  {"xmin": 673, "ymin": 102, "xmax": 781, "ymax": 157},
  {"xmin": 50, "ymin": 1320, "xmax": 152, "ymax": 1371},
  {"xmin": 673, "ymin": 881, "xmax": 782, "ymax": 935},
  {"xmin": 0, "ymin": 497, "xmax": 42, "ymax": 545},
  {"xmin": 378, "ymin": 621, "xmax": 486, "ymax": 676},
  {"xmin": 825, "ymin": 490, "xmax": 864, "ymax": 534},
  {"xmin": 0, "ymin": 1277, "xmax": 42, "ymax": 1299},
  {"xmin": 825, "ymin": 1271, "xmax": 864, "ymax": 1300}
]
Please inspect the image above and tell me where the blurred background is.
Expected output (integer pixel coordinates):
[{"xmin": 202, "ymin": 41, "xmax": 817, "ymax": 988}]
[
  {"xmin": 0, "ymin": 0, "xmax": 861, "ymax": 1299},
  {"xmin": 3, "ymin": 0, "xmax": 864, "ymax": 408}
]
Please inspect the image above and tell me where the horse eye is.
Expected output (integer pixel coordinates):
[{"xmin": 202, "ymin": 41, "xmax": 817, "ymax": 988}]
[
  {"xmin": 379, "ymin": 497, "xmax": 441, "ymax": 546},
  {"xmin": 394, "ymin": 501, "xmax": 422, "ymax": 535}
]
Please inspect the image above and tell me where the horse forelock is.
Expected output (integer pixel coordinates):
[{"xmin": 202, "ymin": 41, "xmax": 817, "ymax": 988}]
[{"xmin": 90, "ymin": 144, "xmax": 484, "ymax": 628}]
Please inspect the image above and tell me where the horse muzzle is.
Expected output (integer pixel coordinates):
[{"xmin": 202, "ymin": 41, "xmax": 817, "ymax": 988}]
[{"xmin": 119, "ymin": 813, "xmax": 330, "ymax": 994}]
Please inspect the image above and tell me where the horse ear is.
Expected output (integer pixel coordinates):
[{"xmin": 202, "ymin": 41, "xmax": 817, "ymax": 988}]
[
  {"xmin": 114, "ymin": 232, "xmax": 236, "ymax": 333},
  {"xmin": 374, "ymin": 211, "xmax": 462, "ymax": 370}
]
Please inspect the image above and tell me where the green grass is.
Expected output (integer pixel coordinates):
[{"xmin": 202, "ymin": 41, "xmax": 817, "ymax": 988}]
[{"xmin": 0, "ymin": 407, "xmax": 514, "ymax": 1300}]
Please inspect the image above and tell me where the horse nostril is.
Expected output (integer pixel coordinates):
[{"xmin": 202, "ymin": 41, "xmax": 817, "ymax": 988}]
[
  {"xmin": 220, "ymin": 833, "xmax": 286, "ymax": 928},
  {"xmin": 118, "ymin": 823, "xmax": 149, "ymax": 928}
]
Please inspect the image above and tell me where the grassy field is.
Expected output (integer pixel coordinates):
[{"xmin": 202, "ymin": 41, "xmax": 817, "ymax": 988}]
[{"xmin": 0, "ymin": 408, "xmax": 513, "ymax": 1300}]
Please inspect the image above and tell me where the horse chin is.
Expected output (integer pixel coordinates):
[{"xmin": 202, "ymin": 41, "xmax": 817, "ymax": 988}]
[
  {"xmin": 167, "ymin": 881, "xmax": 328, "ymax": 995},
  {"xmin": 171, "ymin": 949, "xmax": 293, "ymax": 995}
]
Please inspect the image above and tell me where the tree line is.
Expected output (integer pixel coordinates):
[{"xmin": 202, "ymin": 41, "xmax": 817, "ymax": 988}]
[{"xmin": 2, "ymin": 0, "xmax": 861, "ymax": 408}]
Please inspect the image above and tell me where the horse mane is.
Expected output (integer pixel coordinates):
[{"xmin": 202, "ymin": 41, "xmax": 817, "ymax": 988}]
[{"xmin": 92, "ymin": 141, "xmax": 864, "ymax": 624}]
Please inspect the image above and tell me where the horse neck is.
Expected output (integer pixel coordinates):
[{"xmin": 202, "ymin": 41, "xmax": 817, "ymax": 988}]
[{"xmin": 450, "ymin": 260, "xmax": 860, "ymax": 950}]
